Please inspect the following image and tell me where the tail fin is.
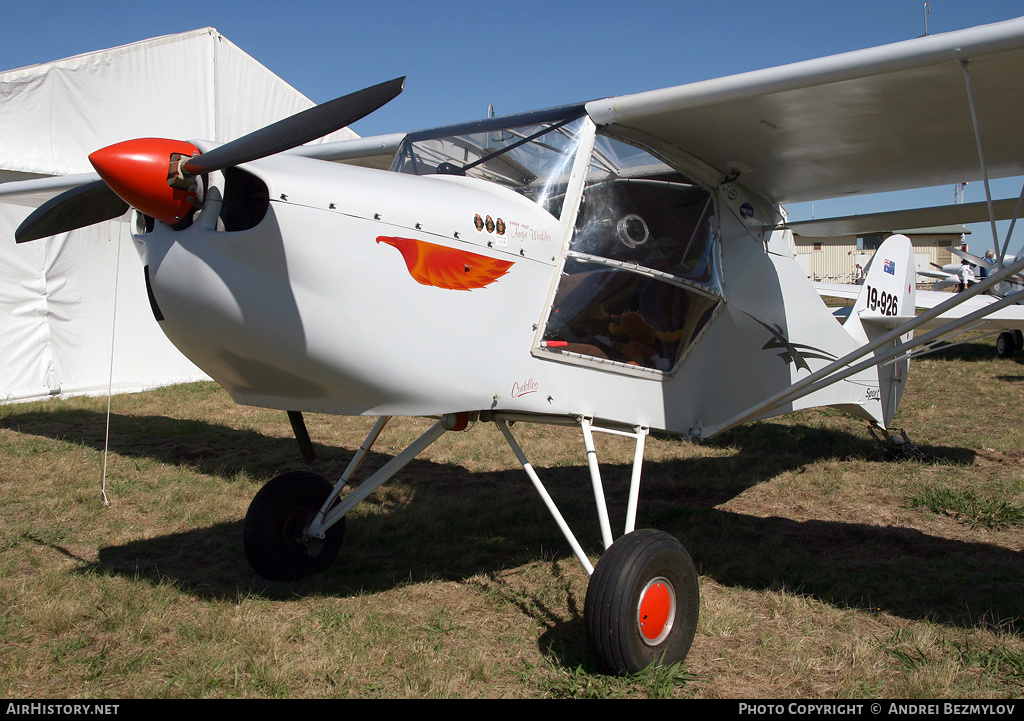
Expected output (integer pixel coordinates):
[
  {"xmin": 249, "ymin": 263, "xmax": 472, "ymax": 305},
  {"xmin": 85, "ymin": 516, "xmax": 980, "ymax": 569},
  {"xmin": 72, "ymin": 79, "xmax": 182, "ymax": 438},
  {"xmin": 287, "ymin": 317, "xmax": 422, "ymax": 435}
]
[{"xmin": 843, "ymin": 234, "xmax": 917, "ymax": 427}]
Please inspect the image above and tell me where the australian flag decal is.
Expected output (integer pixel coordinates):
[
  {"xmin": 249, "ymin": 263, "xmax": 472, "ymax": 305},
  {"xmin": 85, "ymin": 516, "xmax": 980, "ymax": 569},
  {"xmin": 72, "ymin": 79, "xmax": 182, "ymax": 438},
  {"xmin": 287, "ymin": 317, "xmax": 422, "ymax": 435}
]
[{"xmin": 883, "ymin": 259, "xmax": 895, "ymax": 275}]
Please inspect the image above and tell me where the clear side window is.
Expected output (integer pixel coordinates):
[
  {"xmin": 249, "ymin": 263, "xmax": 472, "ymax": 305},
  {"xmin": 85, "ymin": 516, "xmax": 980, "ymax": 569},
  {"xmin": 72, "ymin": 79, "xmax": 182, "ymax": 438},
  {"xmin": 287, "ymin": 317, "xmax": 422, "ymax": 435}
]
[{"xmin": 538, "ymin": 136, "xmax": 724, "ymax": 374}]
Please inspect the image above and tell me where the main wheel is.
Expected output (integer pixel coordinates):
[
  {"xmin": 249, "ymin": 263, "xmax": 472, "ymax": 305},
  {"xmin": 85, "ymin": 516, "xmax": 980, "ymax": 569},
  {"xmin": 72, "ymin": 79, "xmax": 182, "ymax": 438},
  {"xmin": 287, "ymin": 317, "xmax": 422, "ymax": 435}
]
[
  {"xmin": 997, "ymin": 331, "xmax": 1016, "ymax": 358},
  {"xmin": 584, "ymin": 529, "xmax": 699, "ymax": 675},
  {"xmin": 243, "ymin": 470, "xmax": 345, "ymax": 581}
]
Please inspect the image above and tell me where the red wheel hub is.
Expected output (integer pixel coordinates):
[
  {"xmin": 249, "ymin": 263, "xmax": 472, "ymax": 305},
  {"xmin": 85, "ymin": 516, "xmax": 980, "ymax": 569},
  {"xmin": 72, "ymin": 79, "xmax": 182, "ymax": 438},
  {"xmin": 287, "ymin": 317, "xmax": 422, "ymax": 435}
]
[{"xmin": 637, "ymin": 577, "xmax": 676, "ymax": 645}]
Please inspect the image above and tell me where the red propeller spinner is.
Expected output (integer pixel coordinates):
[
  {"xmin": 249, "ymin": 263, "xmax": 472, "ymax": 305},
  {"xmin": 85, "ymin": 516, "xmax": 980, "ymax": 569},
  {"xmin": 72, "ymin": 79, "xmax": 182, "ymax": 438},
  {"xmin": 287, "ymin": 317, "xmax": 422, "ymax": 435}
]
[{"xmin": 88, "ymin": 138, "xmax": 202, "ymax": 225}]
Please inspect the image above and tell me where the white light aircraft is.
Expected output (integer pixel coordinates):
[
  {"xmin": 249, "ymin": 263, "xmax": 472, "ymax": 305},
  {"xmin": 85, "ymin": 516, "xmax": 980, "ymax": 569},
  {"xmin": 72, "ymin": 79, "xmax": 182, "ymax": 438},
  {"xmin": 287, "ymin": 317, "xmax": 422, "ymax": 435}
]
[
  {"xmin": 919, "ymin": 245, "xmax": 1024, "ymax": 357},
  {"xmin": 6, "ymin": 18, "xmax": 1024, "ymax": 675},
  {"xmin": 912, "ymin": 245, "xmax": 1024, "ymax": 356},
  {"xmin": 917, "ymin": 256, "xmax": 987, "ymax": 292}
]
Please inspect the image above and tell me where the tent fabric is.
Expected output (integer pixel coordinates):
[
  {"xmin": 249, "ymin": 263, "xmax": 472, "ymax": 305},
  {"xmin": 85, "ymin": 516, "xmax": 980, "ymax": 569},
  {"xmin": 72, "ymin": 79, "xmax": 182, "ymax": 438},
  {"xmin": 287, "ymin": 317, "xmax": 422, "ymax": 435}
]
[
  {"xmin": 0, "ymin": 28, "xmax": 357, "ymax": 404},
  {"xmin": 0, "ymin": 27, "xmax": 356, "ymax": 178}
]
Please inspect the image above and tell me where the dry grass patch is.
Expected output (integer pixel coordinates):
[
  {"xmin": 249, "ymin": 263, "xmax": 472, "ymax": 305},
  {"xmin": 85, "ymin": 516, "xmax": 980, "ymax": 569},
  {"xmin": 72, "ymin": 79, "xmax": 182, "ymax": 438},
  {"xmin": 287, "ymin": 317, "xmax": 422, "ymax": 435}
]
[{"xmin": 0, "ymin": 338, "xmax": 1023, "ymax": 697}]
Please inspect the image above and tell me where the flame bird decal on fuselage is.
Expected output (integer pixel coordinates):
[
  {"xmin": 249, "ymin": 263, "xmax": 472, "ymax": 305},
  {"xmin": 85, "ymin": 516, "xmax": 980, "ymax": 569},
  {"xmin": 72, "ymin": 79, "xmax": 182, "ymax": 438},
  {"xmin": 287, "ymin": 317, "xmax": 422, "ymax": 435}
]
[{"xmin": 377, "ymin": 236, "xmax": 514, "ymax": 290}]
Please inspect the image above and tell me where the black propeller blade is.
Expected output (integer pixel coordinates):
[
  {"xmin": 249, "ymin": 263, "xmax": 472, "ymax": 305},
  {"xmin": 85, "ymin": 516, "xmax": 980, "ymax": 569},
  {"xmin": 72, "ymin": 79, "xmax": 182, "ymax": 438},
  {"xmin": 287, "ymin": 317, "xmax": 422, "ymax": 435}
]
[
  {"xmin": 15, "ymin": 76, "xmax": 406, "ymax": 242},
  {"xmin": 183, "ymin": 76, "xmax": 405, "ymax": 175},
  {"xmin": 16, "ymin": 180, "xmax": 129, "ymax": 243}
]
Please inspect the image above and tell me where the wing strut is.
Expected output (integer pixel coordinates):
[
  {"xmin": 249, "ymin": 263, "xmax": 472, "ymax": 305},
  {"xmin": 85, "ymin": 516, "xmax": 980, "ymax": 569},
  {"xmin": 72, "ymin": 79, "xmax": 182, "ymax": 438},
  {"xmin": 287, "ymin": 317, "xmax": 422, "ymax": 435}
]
[
  {"xmin": 957, "ymin": 54, "xmax": 1024, "ymax": 265},
  {"xmin": 999, "ymin": 183, "xmax": 1024, "ymax": 266}
]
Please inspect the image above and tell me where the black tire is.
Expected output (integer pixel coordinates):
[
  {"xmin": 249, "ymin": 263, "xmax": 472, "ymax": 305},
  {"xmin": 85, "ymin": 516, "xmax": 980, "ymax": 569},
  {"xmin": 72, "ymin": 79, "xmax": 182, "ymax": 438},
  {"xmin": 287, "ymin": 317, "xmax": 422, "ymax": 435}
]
[
  {"xmin": 1014, "ymin": 331, "xmax": 1023, "ymax": 350},
  {"xmin": 584, "ymin": 529, "xmax": 699, "ymax": 675},
  {"xmin": 243, "ymin": 470, "xmax": 345, "ymax": 581},
  {"xmin": 997, "ymin": 332, "xmax": 1016, "ymax": 358}
]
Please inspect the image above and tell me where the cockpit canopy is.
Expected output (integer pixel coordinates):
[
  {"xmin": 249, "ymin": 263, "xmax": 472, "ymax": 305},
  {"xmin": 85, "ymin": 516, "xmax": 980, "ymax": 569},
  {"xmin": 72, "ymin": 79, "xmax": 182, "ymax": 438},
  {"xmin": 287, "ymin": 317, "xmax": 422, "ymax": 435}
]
[{"xmin": 391, "ymin": 107, "xmax": 725, "ymax": 377}]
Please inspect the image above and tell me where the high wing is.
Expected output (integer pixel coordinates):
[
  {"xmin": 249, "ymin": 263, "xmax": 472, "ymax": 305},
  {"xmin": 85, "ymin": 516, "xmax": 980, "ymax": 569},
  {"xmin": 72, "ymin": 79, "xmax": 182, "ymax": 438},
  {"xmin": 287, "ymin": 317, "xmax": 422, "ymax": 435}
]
[
  {"xmin": 586, "ymin": 17, "xmax": 1024, "ymax": 206},
  {"xmin": 286, "ymin": 131, "xmax": 407, "ymax": 170},
  {"xmin": 0, "ymin": 172, "xmax": 103, "ymax": 208},
  {"xmin": 9, "ymin": 19, "xmax": 1024, "ymax": 222}
]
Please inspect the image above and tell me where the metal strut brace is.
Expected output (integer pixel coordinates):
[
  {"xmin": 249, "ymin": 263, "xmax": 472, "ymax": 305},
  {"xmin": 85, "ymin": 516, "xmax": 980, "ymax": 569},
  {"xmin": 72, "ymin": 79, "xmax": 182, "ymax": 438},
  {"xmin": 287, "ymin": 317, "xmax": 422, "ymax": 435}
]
[
  {"xmin": 496, "ymin": 415, "xmax": 650, "ymax": 576},
  {"xmin": 957, "ymin": 54, "xmax": 1002, "ymax": 257},
  {"xmin": 957, "ymin": 55, "xmax": 1024, "ymax": 264},
  {"xmin": 339, "ymin": 416, "xmax": 391, "ymax": 485},
  {"xmin": 305, "ymin": 417, "xmax": 447, "ymax": 539},
  {"xmin": 580, "ymin": 418, "xmax": 650, "ymax": 541},
  {"xmin": 580, "ymin": 418, "xmax": 614, "ymax": 550}
]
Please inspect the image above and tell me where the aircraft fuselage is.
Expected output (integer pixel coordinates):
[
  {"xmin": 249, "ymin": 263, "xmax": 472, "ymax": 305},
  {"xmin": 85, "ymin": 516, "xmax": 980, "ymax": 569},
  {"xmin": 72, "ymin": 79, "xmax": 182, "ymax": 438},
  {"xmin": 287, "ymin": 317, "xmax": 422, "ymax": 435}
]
[{"xmin": 139, "ymin": 127, "xmax": 886, "ymax": 437}]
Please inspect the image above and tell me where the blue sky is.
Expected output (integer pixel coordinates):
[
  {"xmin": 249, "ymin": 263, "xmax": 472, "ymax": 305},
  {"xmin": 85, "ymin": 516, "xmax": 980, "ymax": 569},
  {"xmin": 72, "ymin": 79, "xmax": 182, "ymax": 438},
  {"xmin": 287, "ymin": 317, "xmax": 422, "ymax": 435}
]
[{"xmin": 3, "ymin": 0, "xmax": 1023, "ymax": 249}]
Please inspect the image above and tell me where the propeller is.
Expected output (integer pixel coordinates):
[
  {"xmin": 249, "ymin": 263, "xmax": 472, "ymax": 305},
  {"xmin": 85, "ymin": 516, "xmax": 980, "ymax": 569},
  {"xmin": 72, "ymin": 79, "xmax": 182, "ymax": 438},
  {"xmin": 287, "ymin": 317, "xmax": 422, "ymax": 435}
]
[
  {"xmin": 16, "ymin": 77, "xmax": 405, "ymax": 243},
  {"xmin": 16, "ymin": 180, "xmax": 128, "ymax": 243}
]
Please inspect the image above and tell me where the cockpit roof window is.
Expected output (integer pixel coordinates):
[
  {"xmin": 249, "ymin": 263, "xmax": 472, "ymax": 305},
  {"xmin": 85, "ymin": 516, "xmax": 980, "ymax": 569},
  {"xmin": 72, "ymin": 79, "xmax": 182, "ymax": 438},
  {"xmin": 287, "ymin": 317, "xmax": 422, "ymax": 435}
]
[{"xmin": 392, "ymin": 109, "xmax": 588, "ymax": 219}]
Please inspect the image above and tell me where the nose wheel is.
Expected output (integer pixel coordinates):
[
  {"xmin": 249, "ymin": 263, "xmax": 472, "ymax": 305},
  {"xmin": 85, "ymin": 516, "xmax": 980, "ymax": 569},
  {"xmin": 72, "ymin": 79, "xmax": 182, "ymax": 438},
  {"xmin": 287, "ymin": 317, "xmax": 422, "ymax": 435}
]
[
  {"xmin": 584, "ymin": 529, "xmax": 699, "ymax": 675},
  {"xmin": 243, "ymin": 470, "xmax": 346, "ymax": 581}
]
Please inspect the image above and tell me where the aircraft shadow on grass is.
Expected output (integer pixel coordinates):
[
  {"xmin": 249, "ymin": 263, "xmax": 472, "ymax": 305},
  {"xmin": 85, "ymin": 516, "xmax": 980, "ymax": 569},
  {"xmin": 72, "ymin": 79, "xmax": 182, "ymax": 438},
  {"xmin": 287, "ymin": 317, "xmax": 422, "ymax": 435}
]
[
  {"xmin": 915, "ymin": 340, "xmax": 1024, "ymax": 364},
  {"xmin": 3, "ymin": 409, "xmax": 1021, "ymax": 663}
]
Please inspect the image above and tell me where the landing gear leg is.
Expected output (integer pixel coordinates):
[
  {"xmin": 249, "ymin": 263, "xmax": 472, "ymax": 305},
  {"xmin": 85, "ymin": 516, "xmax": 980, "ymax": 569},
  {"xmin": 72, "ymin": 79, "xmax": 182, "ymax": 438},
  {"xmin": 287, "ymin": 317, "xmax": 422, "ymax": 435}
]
[
  {"xmin": 244, "ymin": 416, "xmax": 450, "ymax": 581},
  {"xmin": 495, "ymin": 413, "xmax": 700, "ymax": 674}
]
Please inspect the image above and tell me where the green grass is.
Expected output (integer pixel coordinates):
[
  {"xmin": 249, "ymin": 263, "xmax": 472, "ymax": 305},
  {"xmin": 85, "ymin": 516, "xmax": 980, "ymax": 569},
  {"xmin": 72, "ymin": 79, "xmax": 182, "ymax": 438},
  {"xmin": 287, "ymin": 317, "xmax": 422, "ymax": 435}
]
[{"xmin": 906, "ymin": 485, "xmax": 1024, "ymax": 530}]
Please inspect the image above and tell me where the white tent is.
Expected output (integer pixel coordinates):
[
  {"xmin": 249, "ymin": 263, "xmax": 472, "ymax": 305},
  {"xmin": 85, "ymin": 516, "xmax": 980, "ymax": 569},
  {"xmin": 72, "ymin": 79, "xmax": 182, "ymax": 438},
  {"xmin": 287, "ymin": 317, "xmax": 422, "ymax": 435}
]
[{"xmin": 0, "ymin": 28, "xmax": 357, "ymax": 404}]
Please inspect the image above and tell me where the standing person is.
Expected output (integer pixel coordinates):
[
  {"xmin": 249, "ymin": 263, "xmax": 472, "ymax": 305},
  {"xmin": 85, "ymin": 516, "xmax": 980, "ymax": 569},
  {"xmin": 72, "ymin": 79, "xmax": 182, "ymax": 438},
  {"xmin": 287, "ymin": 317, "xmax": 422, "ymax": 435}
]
[
  {"xmin": 980, "ymin": 249, "xmax": 996, "ymax": 279},
  {"xmin": 958, "ymin": 261, "xmax": 976, "ymax": 292},
  {"xmin": 854, "ymin": 264, "xmax": 864, "ymax": 284}
]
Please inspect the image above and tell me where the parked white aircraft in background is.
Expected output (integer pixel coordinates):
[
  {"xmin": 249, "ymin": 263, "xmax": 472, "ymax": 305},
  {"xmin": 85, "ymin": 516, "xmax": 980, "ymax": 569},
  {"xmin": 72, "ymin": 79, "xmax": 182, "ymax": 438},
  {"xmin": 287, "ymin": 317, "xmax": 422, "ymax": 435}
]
[
  {"xmin": 917, "ymin": 260, "xmax": 983, "ymax": 291},
  {"xmin": 5, "ymin": 18, "xmax": 1024, "ymax": 674},
  {"xmin": 918, "ymin": 245, "xmax": 1023, "ymax": 291},
  {"xmin": 919, "ymin": 245, "xmax": 1024, "ymax": 357},
  {"xmin": 821, "ymin": 242, "xmax": 1024, "ymax": 358}
]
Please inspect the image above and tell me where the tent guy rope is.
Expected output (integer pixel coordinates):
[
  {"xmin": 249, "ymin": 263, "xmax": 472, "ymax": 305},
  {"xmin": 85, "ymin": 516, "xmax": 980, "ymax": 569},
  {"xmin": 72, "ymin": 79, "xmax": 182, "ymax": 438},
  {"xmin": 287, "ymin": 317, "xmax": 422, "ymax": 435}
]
[{"xmin": 100, "ymin": 221, "xmax": 123, "ymax": 507}]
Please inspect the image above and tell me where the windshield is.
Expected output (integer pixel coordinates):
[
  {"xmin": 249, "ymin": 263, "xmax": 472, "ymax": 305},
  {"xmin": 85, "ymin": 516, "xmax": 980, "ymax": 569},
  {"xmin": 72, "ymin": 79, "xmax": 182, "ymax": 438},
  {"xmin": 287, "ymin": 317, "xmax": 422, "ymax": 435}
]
[{"xmin": 392, "ymin": 114, "xmax": 587, "ymax": 219}]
